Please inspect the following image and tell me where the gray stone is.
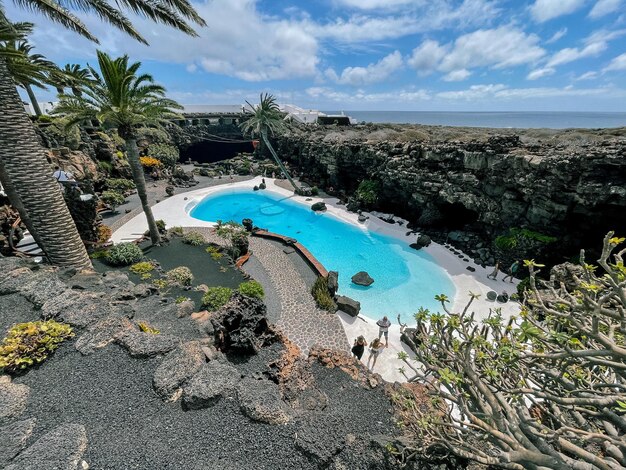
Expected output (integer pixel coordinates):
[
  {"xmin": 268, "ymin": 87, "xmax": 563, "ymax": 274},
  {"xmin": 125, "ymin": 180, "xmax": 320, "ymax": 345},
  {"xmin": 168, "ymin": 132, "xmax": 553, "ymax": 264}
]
[
  {"xmin": 19, "ymin": 274, "xmax": 69, "ymax": 309},
  {"xmin": 283, "ymin": 247, "xmax": 295, "ymax": 254},
  {"xmin": 350, "ymin": 271, "xmax": 374, "ymax": 286},
  {"xmin": 176, "ymin": 300, "xmax": 196, "ymax": 318},
  {"xmin": 0, "ymin": 377, "xmax": 29, "ymax": 425},
  {"xmin": 116, "ymin": 330, "xmax": 179, "ymax": 358},
  {"xmin": 0, "ymin": 418, "xmax": 36, "ymax": 466},
  {"xmin": 182, "ymin": 361, "xmax": 240, "ymax": 409},
  {"xmin": 153, "ymin": 341, "xmax": 205, "ymax": 401},
  {"xmin": 236, "ymin": 378, "xmax": 291, "ymax": 424},
  {"xmin": 0, "ymin": 268, "xmax": 39, "ymax": 296},
  {"xmin": 311, "ymin": 202, "xmax": 327, "ymax": 212},
  {"xmin": 132, "ymin": 283, "xmax": 155, "ymax": 298},
  {"xmin": 5, "ymin": 423, "xmax": 87, "ymax": 470},
  {"xmin": 466, "ymin": 266, "xmax": 476, "ymax": 272},
  {"xmin": 486, "ymin": 291, "xmax": 497, "ymax": 301},
  {"xmin": 336, "ymin": 296, "xmax": 360, "ymax": 317},
  {"xmin": 75, "ymin": 315, "xmax": 134, "ymax": 355},
  {"xmin": 327, "ymin": 271, "xmax": 339, "ymax": 296}
]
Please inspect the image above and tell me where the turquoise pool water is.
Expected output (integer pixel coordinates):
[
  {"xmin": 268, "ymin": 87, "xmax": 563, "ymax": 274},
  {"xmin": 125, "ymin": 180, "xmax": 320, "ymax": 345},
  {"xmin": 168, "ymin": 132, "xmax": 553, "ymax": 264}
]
[{"xmin": 190, "ymin": 189, "xmax": 455, "ymax": 321}]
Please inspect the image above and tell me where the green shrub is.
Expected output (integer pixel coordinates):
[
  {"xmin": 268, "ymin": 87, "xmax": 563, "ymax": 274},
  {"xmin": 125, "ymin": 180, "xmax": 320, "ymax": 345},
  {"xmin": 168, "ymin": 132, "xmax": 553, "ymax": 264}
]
[
  {"xmin": 495, "ymin": 228, "xmax": 557, "ymax": 251},
  {"xmin": 156, "ymin": 220, "xmax": 166, "ymax": 232},
  {"xmin": 150, "ymin": 143, "xmax": 179, "ymax": 168},
  {"xmin": 97, "ymin": 161, "xmax": 113, "ymax": 174},
  {"xmin": 311, "ymin": 277, "xmax": 336, "ymax": 311},
  {"xmin": 205, "ymin": 245, "xmax": 223, "ymax": 260},
  {"xmin": 105, "ymin": 178, "xmax": 135, "ymax": 191},
  {"xmin": 202, "ymin": 287, "xmax": 233, "ymax": 311},
  {"xmin": 0, "ymin": 320, "xmax": 74, "ymax": 374},
  {"xmin": 129, "ymin": 261, "xmax": 155, "ymax": 275},
  {"xmin": 106, "ymin": 243, "xmax": 143, "ymax": 266},
  {"xmin": 310, "ymin": 186, "xmax": 319, "ymax": 196},
  {"xmin": 100, "ymin": 190, "xmax": 126, "ymax": 210},
  {"xmin": 355, "ymin": 179, "xmax": 380, "ymax": 205},
  {"xmin": 166, "ymin": 266, "xmax": 194, "ymax": 286},
  {"xmin": 175, "ymin": 296, "xmax": 191, "ymax": 304},
  {"xmin": 169, "ymin": 226, "xmax": 184, "ymax": 237},
  {"xmin": 238, "ymin": 280, "xmax": 264, "ymax": 299},
  {"xmin": 517, "ymin": 277, "xmax": 531, "ymax": 299},
  {"xmin": 182, "ymin": 231, "xmax": 205, "ymax": 246}
]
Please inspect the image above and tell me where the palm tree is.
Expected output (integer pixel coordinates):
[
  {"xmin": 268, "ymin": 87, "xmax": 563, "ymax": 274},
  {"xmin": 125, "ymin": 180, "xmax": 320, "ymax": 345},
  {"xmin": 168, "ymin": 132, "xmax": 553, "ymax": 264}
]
[
  {"xmin": 1, "ymin": 37, "xmax": 60, "ymax": 116},
  {"xmin": 0, "ymin": 1, "xmax": 205, "ymax": 269},
  {"xmin": 240, "ymin": 93, "xmax": 299, "ymax": 191},
  {"xmin": 50, "ymin": 63, "xmax": 92, "ymax": 97},
  {"xmin": 54, "ymin": 51, "xmax": 183, "ymax": 244}
]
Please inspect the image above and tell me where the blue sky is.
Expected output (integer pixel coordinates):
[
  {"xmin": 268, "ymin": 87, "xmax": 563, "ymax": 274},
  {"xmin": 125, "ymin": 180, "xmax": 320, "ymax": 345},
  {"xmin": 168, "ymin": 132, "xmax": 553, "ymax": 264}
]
[{"xmin": 7, "ymin": 0, "xmax": 626, "ymax": 111}]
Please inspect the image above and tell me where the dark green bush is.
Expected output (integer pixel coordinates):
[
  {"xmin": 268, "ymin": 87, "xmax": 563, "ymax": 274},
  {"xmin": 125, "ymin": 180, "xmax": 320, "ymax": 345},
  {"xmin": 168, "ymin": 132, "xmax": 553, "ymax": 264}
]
[
  {"xmin": 202, "ymin": 287, "xmax": 233, "ymax": 311},
  {"xmin": 182, "ymin": 231, "xmax": 205, "ymax": 246},
  {"xmin": 105, "ymin": 178, "xmax": 135, "ymax": 191},
  {"xmin": 150, "ymin": 143, "xmax": 179, "ymax": 168},
  {"xmin": 517, "ymin": 277, "xmax": 531, "ymax": 299},
  {"xmin": 106, "ymin": 242, "xmax": 143, "ymax": 266},
  {"xmin": 100, "ymin": 190, "xmax": 125, "ymax": 209},
  {"xmin": 495, "ymin": 228, "xmax": 557, "ymax": 251},
  {"xmin": 311, "ymin": 276, "xmax": 336, "ymax": 311},
  {"xmin": 355, "ymin": 179, "xmax": 380, "ymax": 205},
  {"xmin": 0, "ymin": 320, "xmax": 74, "ymax": 374},
  {"xmin": 237, "ymin": 280, "xmax": 264, "ymax": 299}
]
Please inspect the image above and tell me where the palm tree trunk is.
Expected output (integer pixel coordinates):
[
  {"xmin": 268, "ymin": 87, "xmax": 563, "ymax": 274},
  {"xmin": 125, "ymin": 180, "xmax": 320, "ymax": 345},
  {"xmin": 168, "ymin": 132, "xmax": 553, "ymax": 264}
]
[
  {"xmin": 261, "ymin": 129, "xmax": 299, "ymax": 191},
  {"xmin": 23, "ymin": 83, "xmax": 42, "ymax": 116},
  {"xmin": 0, "ymin": 56, "xmax": 92, "ymax": 269},
  {"xmin": 124, "ymin": 134, "xmax": 161, "ymax": 245}
]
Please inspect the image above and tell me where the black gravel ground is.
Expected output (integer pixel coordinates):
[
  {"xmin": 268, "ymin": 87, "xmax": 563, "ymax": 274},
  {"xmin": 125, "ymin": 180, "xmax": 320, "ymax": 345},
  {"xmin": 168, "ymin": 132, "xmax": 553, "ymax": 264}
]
[
  {"xmin": 0, "ymin": 293, "xmax": 39, "ymax": 335},
  {"xmin": 16, "ymin": 342, "xmax": 313, "ymax": 470},
  {"xmin": 14, "ymin": 334, "xmax": 397, "ymax": 469}
]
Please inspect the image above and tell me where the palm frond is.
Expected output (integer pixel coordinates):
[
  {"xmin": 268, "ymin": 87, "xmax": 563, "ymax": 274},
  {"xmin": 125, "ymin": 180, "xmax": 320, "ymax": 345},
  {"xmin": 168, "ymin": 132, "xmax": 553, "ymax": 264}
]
[{"xmin": 12, "ymin": 0, "xmax": 97, "ymax": 42}]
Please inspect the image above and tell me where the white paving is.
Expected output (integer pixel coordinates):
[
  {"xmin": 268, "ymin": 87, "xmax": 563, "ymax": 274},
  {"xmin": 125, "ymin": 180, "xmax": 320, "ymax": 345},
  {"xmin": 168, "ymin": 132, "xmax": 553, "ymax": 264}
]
[{"xmin": 111, "ymin": 176, "xmax": 520, "ymax": 382}]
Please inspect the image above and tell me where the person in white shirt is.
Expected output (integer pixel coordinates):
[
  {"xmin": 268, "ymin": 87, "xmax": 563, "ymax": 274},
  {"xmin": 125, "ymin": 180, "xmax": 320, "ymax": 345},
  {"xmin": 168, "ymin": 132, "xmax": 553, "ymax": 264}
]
[{"xmin": 53, "ymin": 166, "xmax": 75, "ymax": 182}]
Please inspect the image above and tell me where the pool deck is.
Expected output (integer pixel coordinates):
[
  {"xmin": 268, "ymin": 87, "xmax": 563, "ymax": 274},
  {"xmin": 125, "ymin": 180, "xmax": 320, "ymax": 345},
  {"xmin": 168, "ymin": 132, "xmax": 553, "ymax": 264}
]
[{"xmin": 111, "ymin": 176, "xmax": 520, "ymax": 383}]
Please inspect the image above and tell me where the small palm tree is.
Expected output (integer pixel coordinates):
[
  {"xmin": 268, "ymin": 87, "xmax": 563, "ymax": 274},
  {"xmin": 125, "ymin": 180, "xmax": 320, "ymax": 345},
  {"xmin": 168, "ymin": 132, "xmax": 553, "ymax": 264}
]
[
  {"xmin": 0, "ymin": 0, "xmax": 205, "ymax": 269},
  {"xmin": 1, "ymin": 37, "xmax": 59, "ymax": 115},
  {"xmin": 50, "ymin": 63, "xmax": 92, "ymax": 96},
  {"xmin": 54, "ymin": 51, "xmax": 183, "ymax": 244},
  {"xmin": 240, "ymin": 93, "xmax": 299, "ymax": 191}
]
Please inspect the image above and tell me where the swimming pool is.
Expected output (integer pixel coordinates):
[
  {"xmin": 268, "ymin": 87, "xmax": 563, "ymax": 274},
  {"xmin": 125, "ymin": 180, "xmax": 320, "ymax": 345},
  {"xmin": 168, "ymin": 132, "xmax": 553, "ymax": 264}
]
[{"xmin": 189, "ymin": 188, "xmax": 455, "ymax": 321}]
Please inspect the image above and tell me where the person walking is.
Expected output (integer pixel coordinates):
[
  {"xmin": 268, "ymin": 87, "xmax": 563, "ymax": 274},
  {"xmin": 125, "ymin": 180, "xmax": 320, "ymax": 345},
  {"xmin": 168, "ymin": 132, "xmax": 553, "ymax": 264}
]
[
  {"xmin": 366, "ymin": 338, "xmax": 385, "ymax": 370},
  {"xmin": 502, "ymin": 260, "xmax": 520, "ymax": 283},
  {"xmin": 376, "ymin": 316, "xmax": 392, "ymax": 347},
  {"xmin": 351, "ymin": 336, "xmax": 367, "ymax": 360},
  {"xmin": 487, "ymin": 260, "xmax": 500, "ymax": 280}
]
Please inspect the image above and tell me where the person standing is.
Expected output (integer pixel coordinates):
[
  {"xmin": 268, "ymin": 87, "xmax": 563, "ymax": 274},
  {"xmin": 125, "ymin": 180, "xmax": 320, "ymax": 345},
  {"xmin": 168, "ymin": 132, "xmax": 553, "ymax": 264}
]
[
  {"xmin": 502, "ymin": 260, "xmax": 520, "ymax": 283},
  {"xmin": 366, "ymin": 338, "xmax": 385, "ymax": 370},
  {"xmin": 351, "ymin": 336, "xmax": 367, "ymax": 360},
  {"xmin": 487, "ymin": 260, "xmax": 500, "ymax": 280},
  {"xmin": 376, "ymin": 316, "xmax": 391, "ymax": 347}
]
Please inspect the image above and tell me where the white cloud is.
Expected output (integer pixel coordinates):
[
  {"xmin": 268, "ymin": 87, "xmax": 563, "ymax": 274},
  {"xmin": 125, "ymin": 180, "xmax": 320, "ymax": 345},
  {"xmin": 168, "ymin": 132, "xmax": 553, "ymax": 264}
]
[
  {"xmin": 438, "ymin": 27, "xmax": 545, "ymax": 71},
  {"xmin": 334, "ymin": 0, "xmax": 417, "ymax": 10},
  {"xmin": 437, "ymin": 83, "xmax": 626, "ymax": 100},
  {"xmin": 546, "ymin": 27, "xmax": 568, "ymax": 43},
  {"xmin": 603, "ymin": 53, "xmax": 626, "ymax": 71},
  {"xmin": 547, "ymin": 41, "xmax": 607, "ymax": 67},
  {"xmin": 306, "ymin": 0, "xmax": 500, "ymax": 44},
  {"xmin": 17, "ymin": 0, "xmax": 320, "ymax": 82},
  {"xmin": 530, "ymin": 0, "xmax": 586, "ymax": 22},
  {"xmin": 185, "ymin": 64, "xmax": 197, "ymax": 73},
  {"xmin": 305, "ymin": 86, "xmax": 430, "ymax": 102},
  {"xmin": 576, "ymin": 71, "xmax": 598, "ymax": 80},
  {"xmin": 443, "ymin": 69, "xmax": 472, "ymax": 81},
  {"xmin": 589, "ymin": 0, "xmax": 623, "ymax": 18},
  {"xmin": 327, "ymin": 51, "xmax": 403, "ymax": 86},
  {"xmin": 408, "ymin": 40, "xmax": 448, "ymax": 74},
  {"xmin": 527, "ymin": 67, "xmax": 555, "ymax": 79}
]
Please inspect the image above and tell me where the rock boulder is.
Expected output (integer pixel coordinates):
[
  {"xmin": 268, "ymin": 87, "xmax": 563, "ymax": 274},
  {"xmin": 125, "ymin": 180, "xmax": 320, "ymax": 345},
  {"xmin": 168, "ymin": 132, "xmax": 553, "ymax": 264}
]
[
  {"xmin": 335, "ymin": 296, "xmax": 360, "ymax": 317},
  {"xmin": 351, "ymin": 271, "xmax": 374, "ymax": 286}
]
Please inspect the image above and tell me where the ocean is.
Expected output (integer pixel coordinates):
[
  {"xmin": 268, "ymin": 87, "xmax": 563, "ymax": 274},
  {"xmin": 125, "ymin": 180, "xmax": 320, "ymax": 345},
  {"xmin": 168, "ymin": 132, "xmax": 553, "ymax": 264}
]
[{"xmin": 323, "ymin": 111, "xmax": 626, "ymax": 129}]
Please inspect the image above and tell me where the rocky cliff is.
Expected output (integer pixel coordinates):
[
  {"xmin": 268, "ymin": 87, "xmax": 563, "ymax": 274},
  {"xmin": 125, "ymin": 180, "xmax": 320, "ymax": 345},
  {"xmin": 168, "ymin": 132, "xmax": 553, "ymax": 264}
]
[{"xmin": 277, "ymin": 125, "xmax": 626, "ymax": 261}]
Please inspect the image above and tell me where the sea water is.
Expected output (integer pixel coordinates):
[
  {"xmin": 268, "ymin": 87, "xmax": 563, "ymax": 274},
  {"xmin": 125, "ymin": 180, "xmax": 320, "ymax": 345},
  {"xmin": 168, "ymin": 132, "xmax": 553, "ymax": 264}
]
[{"xmin": 190, "ymin": 188, "xmax": 455, "ymax": 321}]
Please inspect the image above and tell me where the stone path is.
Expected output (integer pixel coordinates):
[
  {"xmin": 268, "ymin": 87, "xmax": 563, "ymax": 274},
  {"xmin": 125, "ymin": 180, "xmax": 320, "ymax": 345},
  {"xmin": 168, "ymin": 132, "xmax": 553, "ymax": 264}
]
[{"xmin": 187, "ymin": 227, "xmax": 348, "ymax": 355}]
